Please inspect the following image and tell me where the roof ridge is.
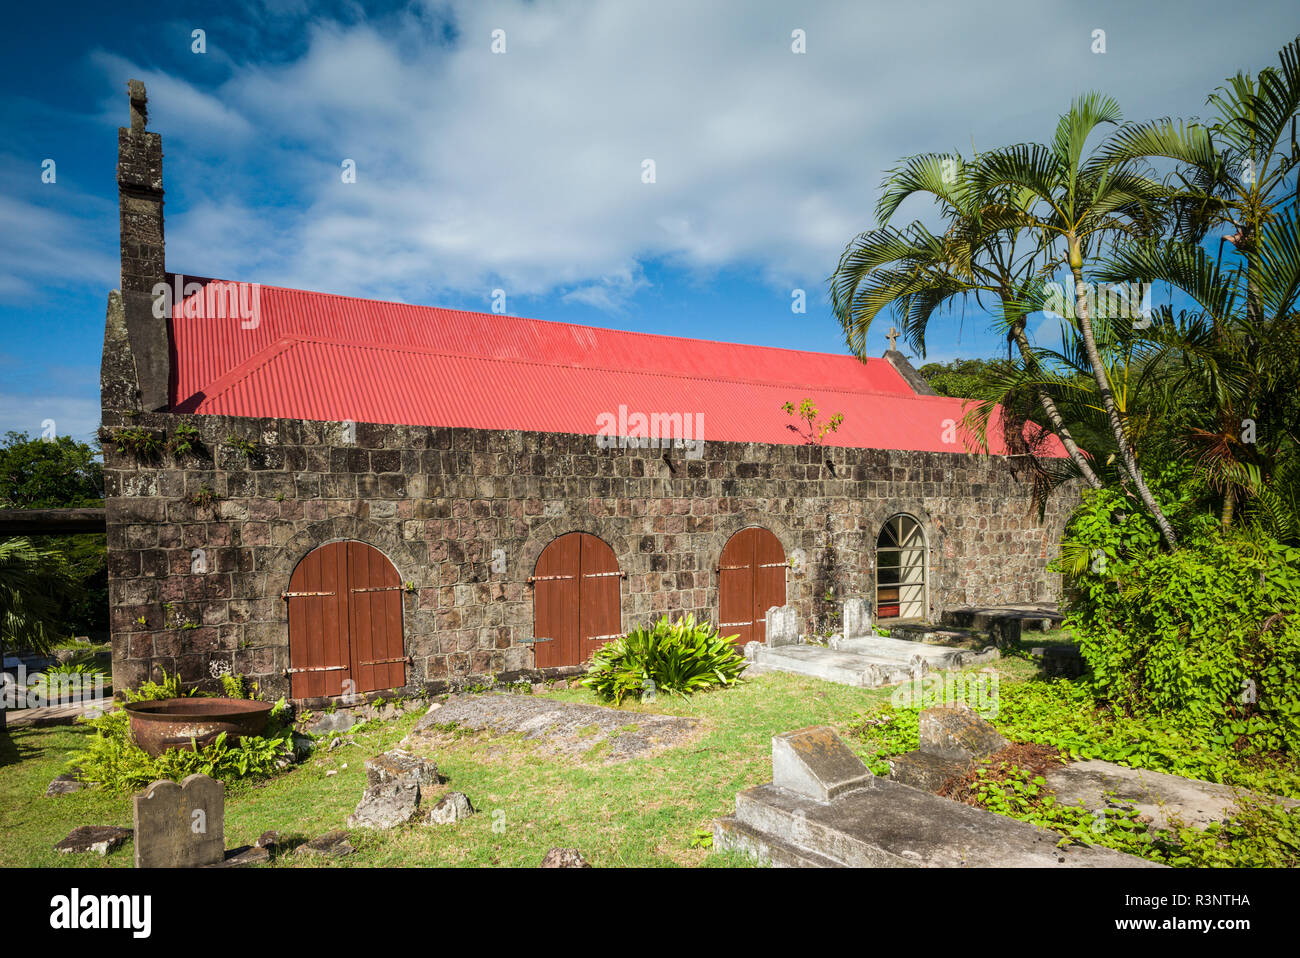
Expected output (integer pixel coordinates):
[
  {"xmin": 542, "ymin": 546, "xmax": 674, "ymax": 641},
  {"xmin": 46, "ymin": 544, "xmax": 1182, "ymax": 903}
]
[
  {"xmin": 255, "ymin": 333, "xmax": 952, "ymax": 403},
  {"xmin": 184, "ymin": 279, "xmax": 893, "ymax": 367}
]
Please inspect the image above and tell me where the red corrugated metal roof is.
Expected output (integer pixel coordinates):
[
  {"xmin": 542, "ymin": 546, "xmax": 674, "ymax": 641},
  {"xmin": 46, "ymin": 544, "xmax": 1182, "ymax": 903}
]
[{"xmin": 167, "ymin": 278, "xmax": 1066, "ymax": 457}]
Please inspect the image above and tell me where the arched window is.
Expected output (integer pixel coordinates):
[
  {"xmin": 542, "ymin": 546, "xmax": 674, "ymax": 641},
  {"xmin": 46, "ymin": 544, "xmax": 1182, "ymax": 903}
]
[
  {"xmin": 876, "ymin": 515, "xmax": 925, "ymax": 621},
  {"xmin": 286, "ymin": 541, "xmax": 406, "ymax": 699},
  {"xmin": 718, "ymin": 527, "xmax": 786, "ymax": 645},
  {"xmin": 531, "ymin": 532, "xmax": 622, "ymax": 668}
]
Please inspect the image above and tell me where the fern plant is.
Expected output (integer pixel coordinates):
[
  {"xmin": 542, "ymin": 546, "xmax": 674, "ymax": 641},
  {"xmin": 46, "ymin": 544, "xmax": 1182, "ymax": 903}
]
[{"xmin": 581, "ymin": 613, "xmax": 747, "ymax": 704}]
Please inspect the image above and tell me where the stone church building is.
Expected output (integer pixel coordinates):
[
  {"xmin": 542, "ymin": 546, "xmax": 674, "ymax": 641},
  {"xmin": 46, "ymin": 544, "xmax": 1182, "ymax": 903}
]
[{"xmin": 101, "ymin": 83, "xmax": 1074, "ymax": 704}]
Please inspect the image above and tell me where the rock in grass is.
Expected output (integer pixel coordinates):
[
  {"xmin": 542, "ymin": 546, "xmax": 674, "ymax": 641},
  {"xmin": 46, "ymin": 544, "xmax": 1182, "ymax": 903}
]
[
  {"xmin": 540, "ymin": 847, "xmax": 590, "ymax": 868},
  {"xmin": 295, "ymin": 830, "xmax": 355, "ymax": 858},
  {"xmin": 365, "ymin": 749, "xmax": 441, "ymax": 787},
  {"xmin": 55, "ymin": 826, "xmax": 131, "ymax": 856},
  {"xmin": 348, "ymin": 781, "xmax": 421, "ymax": 829},
  {"xmin": 45, "ymin": 773, "xmax": 87, "ymax": 797},
  {"xmin": 424, "ymin": 791, "xmax": 475, "ymax": 825}
]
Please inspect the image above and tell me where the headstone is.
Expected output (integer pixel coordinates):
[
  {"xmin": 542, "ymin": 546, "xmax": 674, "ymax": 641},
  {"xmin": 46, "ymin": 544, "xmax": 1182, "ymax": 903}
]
[
  {"xmin": 133, "ymin": 774, "xmax": 225, "ymax": 868},
  {"xmin": 55, "ymin": 825, "xmax": 131, "ymax": 856},
  {"xmin": 425, "ymin": 791, "xmax": 475, "ymax": 825},
  {"xmin": 765, "ymin": 605, "xmax": 800, "ymax": 648},
  {"xmin": 842, "ymin": 598, "xmax": 872, "ymax": 639},
  {"xmin": 540, "ymin": 847, "xmax": 590, "ymax": 868},
  {"xmin": 917, "ymin": 706, "xmax": 1008, "ymax": 763},
  {"xmin": 771, "ymin": 726, "xmax": 873, "ymax": 803}
]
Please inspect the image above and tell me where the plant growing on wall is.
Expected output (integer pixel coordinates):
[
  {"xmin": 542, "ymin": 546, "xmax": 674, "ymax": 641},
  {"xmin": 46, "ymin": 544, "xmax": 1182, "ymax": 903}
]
[
  {"xmin": 105, "ymin": 426, "xmax": 165, "ymax": 461},
  {"xmin": 167, "ymin": 422, "xmax": 204, "ymax": 459},
  {"xmin": 224, "ymin": 434, "xmax": 260, "ymax": 462},
  {"xmin": 188, "ymin": 484, "xmax": 218, "ymax": 509},
  {"xmin": 781, "ymin": 398, "xmax": 844, "ymax": 445}
]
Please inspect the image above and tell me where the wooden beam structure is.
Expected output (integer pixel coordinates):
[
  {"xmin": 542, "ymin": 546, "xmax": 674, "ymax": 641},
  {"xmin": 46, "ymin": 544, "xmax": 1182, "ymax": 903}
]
[{"xmin": 0, "ymin": 508, "xmax": 107, "ymax": 536}]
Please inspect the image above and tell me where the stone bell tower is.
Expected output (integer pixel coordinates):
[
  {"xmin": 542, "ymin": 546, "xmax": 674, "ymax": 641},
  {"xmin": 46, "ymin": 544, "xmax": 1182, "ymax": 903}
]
[{"xmin": 103, "ymin": 79, "xmax": 171, "ymax": 412}]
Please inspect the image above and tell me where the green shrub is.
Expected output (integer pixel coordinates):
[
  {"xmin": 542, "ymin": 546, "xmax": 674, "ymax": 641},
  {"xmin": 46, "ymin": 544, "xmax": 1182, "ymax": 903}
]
[
  {"xmin": 126, "ymin": 669, "xmax": 197, "ymax": 702},
  {"xmin": 1053, "ymin": 488, "xmax": 1300, "ymax": 757},
  {"xmin": 30, "ymin": 662, "xmax": 107, "ymax": 683},
  {"xmin": 71, "ymin": 697, "xmax": 294, "ymax": 792},
  {"xmin": 581, "ymin": 614, "xmax": 747, "ymax": 704}
]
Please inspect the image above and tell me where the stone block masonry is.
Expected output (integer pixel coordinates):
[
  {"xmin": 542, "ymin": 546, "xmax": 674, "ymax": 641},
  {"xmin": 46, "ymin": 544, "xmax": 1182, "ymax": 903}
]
[{"xmin": 100, "ymin": 398, "xmax": 1074, "ymax": 702}]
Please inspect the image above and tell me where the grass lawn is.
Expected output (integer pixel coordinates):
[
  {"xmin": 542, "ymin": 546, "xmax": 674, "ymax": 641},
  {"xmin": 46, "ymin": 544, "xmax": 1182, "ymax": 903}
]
[
  {"xmin": 16, "ymin": 647, "xmax": 1291, "ymax": 869},
  {"xmin": 5, "ymin": 661, "xmax": 1010, "ymax": 868}
]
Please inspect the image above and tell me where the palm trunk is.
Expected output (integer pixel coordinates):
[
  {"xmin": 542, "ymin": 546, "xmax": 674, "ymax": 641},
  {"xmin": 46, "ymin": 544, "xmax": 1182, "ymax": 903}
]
[
  {"xmin": 1220, "ymin": 488, "xmax": 1235, "ymax": 529},
  {"xmin": 1010, "ymin": 319, "xmax": 1103, "ymax": 489},
  {"xmin": 1072, "ymin": 270, "xmax": 1180, "ymax": 550}
]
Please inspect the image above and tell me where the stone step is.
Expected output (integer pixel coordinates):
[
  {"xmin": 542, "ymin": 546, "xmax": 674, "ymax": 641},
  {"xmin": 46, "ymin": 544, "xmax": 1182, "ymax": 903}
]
[
  {"xmin": 712, "ymin": 815, "xmax": 844, "ymax": 868},
  {"xmin": 752, "ymin": 645, "xmax": 918, "ymax": 688}
]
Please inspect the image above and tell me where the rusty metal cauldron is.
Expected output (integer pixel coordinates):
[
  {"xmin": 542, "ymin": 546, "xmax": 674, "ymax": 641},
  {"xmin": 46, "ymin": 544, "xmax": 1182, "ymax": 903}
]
[{"xmin": 124, "ymin": 697, "xmax": 274, "ymax": 757}]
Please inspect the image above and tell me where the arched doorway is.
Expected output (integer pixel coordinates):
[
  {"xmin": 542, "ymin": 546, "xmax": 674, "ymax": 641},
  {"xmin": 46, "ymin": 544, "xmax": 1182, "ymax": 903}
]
[
  {"xmin": 718, "ymin": 527, "xmax": 786, "ymax": 645},
  {"xmin": 876, "ymin": 515, "xmax": 925, "ymax": 620},
  {"xmin": 531, "ymin": 532, "xmax": 622, "ymax": 668},
  {"xmin": 286, "ymin": 541, "xmax": 406, "ymax": 699}
]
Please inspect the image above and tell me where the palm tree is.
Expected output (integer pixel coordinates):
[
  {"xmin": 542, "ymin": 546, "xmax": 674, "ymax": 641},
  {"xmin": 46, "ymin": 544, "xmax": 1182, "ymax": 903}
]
[
  {"xmin": 1096, "ymin": 37, "xmax": 1300, "ymax": 529},
  {"xmin": 0, "ymin": 537, "xmax": 82, "ymax": 730},
  {"xmin": 970, "ymin": 94, "xmax": 1180, "ymax": 549},
  {"xmin": 829, "ymin": 152, "xmax": 1104, "ymax": 489}
]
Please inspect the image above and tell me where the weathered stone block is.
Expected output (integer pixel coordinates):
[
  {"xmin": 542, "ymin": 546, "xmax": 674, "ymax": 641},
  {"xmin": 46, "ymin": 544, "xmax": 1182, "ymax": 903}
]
[
  {"xmin": 424, "ymin": 791, "xmax": 475, "ymax": 825},
  {"xmin": 347, "ymin": 780, "xmax": 421, "ymax": 830}
]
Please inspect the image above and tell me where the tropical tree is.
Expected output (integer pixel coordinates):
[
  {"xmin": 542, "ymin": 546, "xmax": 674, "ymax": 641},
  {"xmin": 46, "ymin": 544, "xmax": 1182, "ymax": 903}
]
[
  {"xmin": 0, "ymin": 537, "xmax": 83, "ymax": 729},
  {"xmin": 970, "ymin": 94, "xmax": 1180, "ymax": 548},
  {"xmin": 1095, "ymin": 36, "xmax": 1300, "ymax": 530},
  {"xmin": 829, "ymin": 151, "xmax": 1105, "ymax": 490}
]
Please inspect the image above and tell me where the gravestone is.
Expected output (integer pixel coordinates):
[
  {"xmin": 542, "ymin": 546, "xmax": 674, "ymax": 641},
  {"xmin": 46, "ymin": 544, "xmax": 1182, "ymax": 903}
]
[
  {"xmin": 765, "ymin": 605, "xmax": 800, "ymax": 648},
  {"xmin": 917, "ymin": 705, "xmax": 1008, "ymax": 763},
  {"xmin": 771, "ymin": 726, "xmax": 874, "ymax": 802},
  {"xmin": 842, "ymin": 598, "xmax": 872, "ymax": 639},
  {"xmin": 133, "ymin": 774, "xmax": 224, "ymax": 868}
]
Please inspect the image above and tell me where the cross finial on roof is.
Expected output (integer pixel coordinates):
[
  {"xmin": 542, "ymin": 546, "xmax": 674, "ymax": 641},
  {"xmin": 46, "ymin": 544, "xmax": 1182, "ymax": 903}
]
[{"xmin": 886, "ymin": 326, "xmax": 899, "ymax": 351}]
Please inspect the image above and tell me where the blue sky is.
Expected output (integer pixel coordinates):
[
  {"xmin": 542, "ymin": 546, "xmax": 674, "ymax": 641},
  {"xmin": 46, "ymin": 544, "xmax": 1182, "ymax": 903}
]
[{"xmin": 1, "ymin": 0, "xmax": 1297, "ymax": 443}]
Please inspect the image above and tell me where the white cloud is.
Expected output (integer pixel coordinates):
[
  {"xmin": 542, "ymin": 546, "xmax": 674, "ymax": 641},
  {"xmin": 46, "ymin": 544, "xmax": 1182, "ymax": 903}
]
[
  {"xmin": 0, "ymin": 172, "xmax": 116, "ymax": 301},
  {"xmin": 86, "ymin": 0, "xmax": 1297, "ymax": 319}
]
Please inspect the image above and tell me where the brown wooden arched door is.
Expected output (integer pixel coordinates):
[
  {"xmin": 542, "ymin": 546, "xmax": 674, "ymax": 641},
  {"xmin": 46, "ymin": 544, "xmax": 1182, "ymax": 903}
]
[
  {"xmin": 532, "ymin": 532, "xmax": 622, "ymax": 668},
  {"xmin": 286, "ymin": 541, "xmax": 406, "ymax": 699},
  {"xmin": 718, "ymin": 527, "xmax": 786, "ymax": 645}
]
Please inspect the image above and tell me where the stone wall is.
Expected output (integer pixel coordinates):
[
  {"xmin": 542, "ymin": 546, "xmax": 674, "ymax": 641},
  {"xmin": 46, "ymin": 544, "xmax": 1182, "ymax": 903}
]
[{"xmin": 100, "ymin": 366, "xmax": 1074, "ymax": 702}]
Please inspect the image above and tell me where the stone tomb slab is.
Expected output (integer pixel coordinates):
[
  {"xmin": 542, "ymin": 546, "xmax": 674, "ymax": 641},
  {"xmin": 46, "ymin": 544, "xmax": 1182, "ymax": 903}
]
[
  {"xmin": 1044, "ymin": 759, "xmax": 1300, "ymax": 831},
  {"xmin": 133, "ymin": 774, "xmax": 225, "ymax": 868},
  {"xmin": 405, "ymin": 694, "xmax": 700, "ymax": 764}
]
